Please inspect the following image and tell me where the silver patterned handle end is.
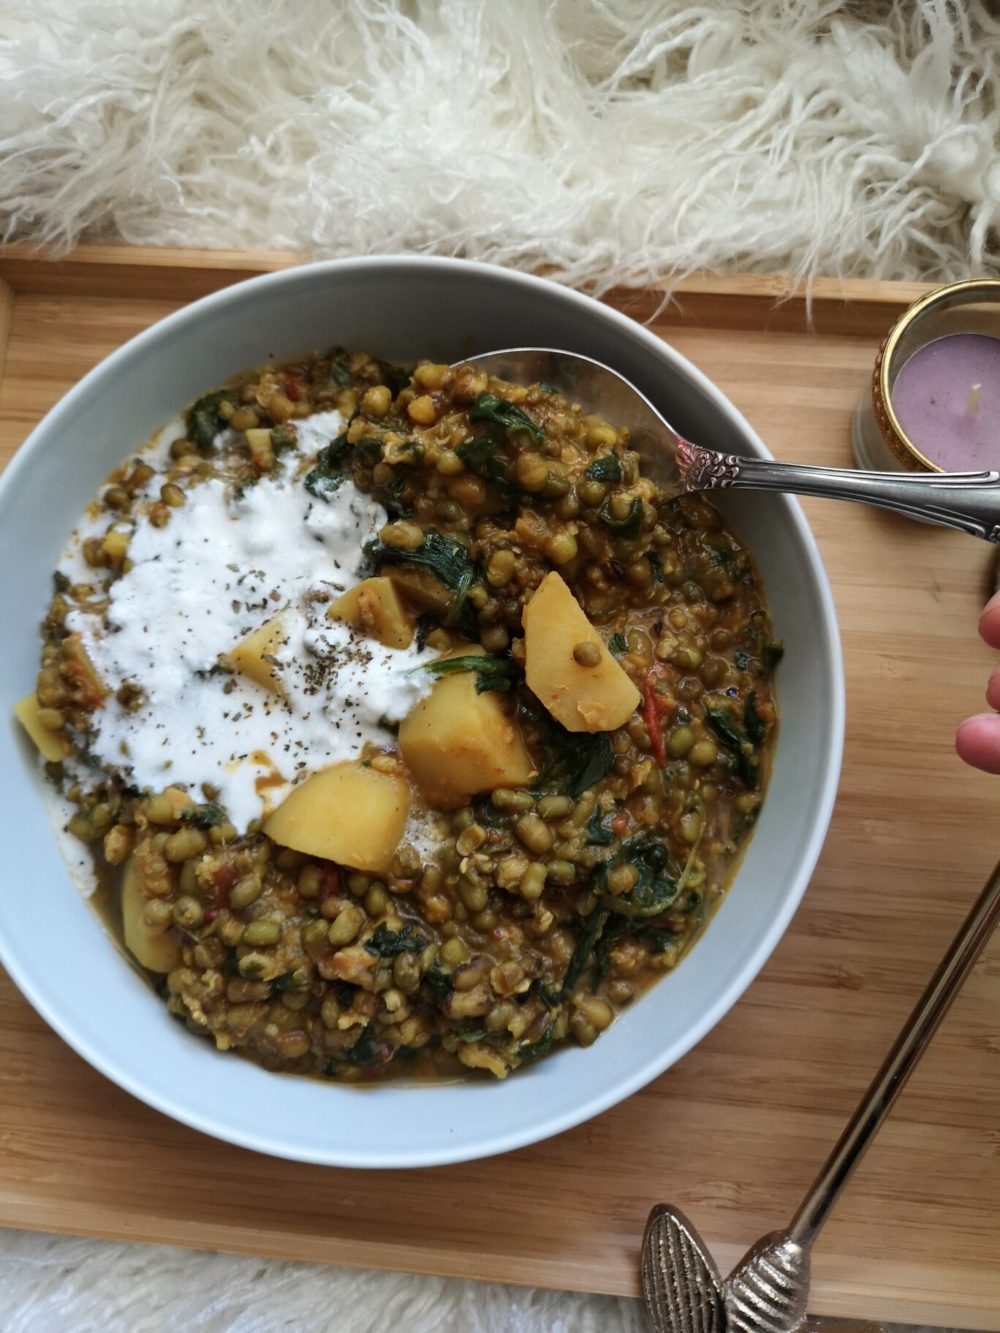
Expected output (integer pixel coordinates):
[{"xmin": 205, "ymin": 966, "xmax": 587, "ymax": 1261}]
[{"xmin": 674, "ymin": 438, "xmax": 1000, "ymax": 542}]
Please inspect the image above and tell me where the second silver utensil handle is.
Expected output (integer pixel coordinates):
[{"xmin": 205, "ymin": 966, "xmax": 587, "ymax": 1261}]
[
  {"xmin": 680, "ymin": 446, "xmax": 1000, "ymax": 541},
  {"xmin": 787, "ymin": 858, "xmax": 1000, "ymax": 1248}
]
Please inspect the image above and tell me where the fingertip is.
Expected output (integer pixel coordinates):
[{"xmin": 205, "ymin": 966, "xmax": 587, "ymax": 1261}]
[
  {"xmin": 956, "ymin": 712, "xmax": 1000, "ymax": 774},
  {"xmin": 979, "ymin": 590, "xmax": 1000, "ymax": 648}
]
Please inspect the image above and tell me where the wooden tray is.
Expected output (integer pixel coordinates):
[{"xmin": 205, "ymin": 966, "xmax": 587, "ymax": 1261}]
[{"xmin": 1, "ymin": 246, "xmax": 998, "ymax": 1330}]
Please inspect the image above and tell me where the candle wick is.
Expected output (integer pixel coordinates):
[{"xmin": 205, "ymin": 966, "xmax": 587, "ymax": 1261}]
[{"xmin": 967, "ymin": 382, "xmax": 982, "ymax": 416}]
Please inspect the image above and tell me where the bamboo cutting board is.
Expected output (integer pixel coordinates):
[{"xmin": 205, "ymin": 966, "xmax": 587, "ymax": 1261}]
[{"xmin": 0, "ymin": 246, "xmax": 997, "ymax": 1329}]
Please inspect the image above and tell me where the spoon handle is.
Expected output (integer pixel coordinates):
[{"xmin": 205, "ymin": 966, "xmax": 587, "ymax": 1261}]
[
  {"xmin": 676, "ymin": 442, "xmax": 1000, "ymax": 541},
  {"xmin": 787, "ymin": 858, "xmax": 1000, "ymax": 1248}
]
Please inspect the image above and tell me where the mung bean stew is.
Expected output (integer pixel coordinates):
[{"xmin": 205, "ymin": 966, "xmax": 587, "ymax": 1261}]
[{"xmin": 18, "ymin": 349, "xmax": 780, "ymax": 1081}]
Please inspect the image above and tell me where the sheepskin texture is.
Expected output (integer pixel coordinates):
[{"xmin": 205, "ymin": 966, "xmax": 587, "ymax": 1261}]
[
  {"xmin": 1, "ymin": 0, "xmax": 999, "ymax": 289},
  {"xmin": 0, "ymin": 1229, "xmax": 646, "ymax": 1332}
]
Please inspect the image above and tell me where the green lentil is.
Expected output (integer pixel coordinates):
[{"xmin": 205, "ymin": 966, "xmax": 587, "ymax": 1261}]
[
  {"xmin": 688, "ymin": 738, "xmax": 719, "ymax": 768},
  {"xmin": 328, "ymin": 905, "xmax": 364, "ymax": 947},
  {"xmin": 163, "ymin": 827, "xmax": 207, "ymax": 863},
  {"xmin": 230, "ymin": 873, "xmax": 263, "ymax": 910},
  {"xmin": 519, "ymin": 863, "xmax": 547, "ymax": 901},
  {"xmin": 515, "ymin": 813, "xmax": 553, "ymax": 856},
  {"xmin": 243, "ymin": 919, "xmax": 281, "ymax": 947},
  {"xmin": 173, "ymin": 896, "xmax": 204, "ymax": 929},
  {"xmin": 365, "ymin": 884, "xmax": 389, "ymax": 916},
  {"xmin": 667, "ymin": 726, "xmax": 695, "ymax": 758},
  {"xmin": 572, "ymin": 641, "xmax": 601, "ymax": 667},
  {"xmin": 297, "ymin": 864, "xmax": 323, "ymax": 899}
]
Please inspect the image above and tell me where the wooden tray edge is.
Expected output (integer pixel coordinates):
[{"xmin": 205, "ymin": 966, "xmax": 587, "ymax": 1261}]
[
  {"xmin": 0, "ymin": 244, "xmax": 935, "ymax": 333},
  {"xmin": 0, "ymin": 277, "xmax": 13, "ymax": 385},
  {"xmin": 4, "ymin": 1203, "xmax": 997, "ymax": 1330}
]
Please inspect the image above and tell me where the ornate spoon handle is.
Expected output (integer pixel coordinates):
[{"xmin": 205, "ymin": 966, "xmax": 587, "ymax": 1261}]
[{"xmin": 676, "ymin": 441, "xmax": 1000, "ymax": 541}]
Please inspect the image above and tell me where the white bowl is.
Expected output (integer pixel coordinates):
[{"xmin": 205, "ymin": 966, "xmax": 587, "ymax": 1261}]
[{"xmin": 0, "ymin": 257, "xmax": 843, "ymax": 1167}]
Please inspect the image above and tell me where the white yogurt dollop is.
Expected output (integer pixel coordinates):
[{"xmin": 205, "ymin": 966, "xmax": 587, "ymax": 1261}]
[{"xmin": 64, "ymin": 411, "xmax": 437, "ymax": 831}]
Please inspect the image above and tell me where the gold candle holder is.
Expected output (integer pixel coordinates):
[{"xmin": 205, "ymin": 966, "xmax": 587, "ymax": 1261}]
[{"xmin": 852, "ymin": 277, "xmax": 1000, "ymax": 474}]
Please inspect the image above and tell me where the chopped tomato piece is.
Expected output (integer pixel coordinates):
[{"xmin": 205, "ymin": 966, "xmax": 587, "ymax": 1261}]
[{"xmin": 642, "ymin": 677, "xmax": 667, "ymax": 767}]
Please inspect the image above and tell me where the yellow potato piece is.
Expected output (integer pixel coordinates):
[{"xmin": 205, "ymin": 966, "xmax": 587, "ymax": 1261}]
[
  {"xmin": 264, "ymin": 759, "xmax": 411, "ymax": 874},
  {"xmin": 328, "ymin": 576, "xmax": 415, "ymax": 649},
  {"xmin": 121, "ymin": 856, "xmax": 182, "ymax": 973},
  {"xmin": 398, "ymin": 648, "xmax": 535, "ymax": 808},
  {"xmin": 523, "ymin": 571, "xmax": 640, "ymax": 733},
  {"xmin": 14, "ymin": 693, "xmax": 70, "ymax": 763},
  {"xmin": 227, "ymin": 613, "xmax": 288, "ymax": 695}
]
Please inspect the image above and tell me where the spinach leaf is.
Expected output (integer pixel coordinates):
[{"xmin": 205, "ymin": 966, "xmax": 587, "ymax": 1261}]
[
  {"xmin": 454, "ymin": 1026, "xmax": 489, "ymax": 1044},
  {"xmin": 324, "ymin": 346, "xmax": 352, "ymax": 387},
  {"xmin": 344, "ymin": 1024, "xmax": 387, "ymax": 1066},
  {"xmin": 607, "ymin": 632, "xmax": 628, "ymax": 657},
  {"xmin": 561, "ymin": 909, "xmax": 608, "ymax": 998},
  {"xmin": 376, "ymin": 359, "xmax": 413, "ymax": 398},
  {"xmin": 516, "ymin": 1021, "xmax": 555, "ymax": 1064},
  {"xmin": 647, "ymin": 552, "xmax": 664, "ymax": 585},
  {"xmin": 705, "ymin": 705, "xmax": 744, "ymax": 751},
  {"xmin": 531, "ymin": 978, "xmax": 560, "ymax": 1011},
  {"xmin": 470, "ymin": 793, "xmax": 511, "ymax": 829},
  {"xmin": 187, "ymin": 391, "xmax": 228, "ymax": 452},
  {"xmin": 424, "ymin": 965, "xmax": 452, "ymax": 1002},
  {"xmin": 642, "ymin": 925, "xmax": 679, "ymax": 953},
  {"xmin": 585, "ymin": 453, "xmax": 622, "ymax": 482},
  {"xmin": 585, "ymin": 804, "xmax": 615, "ymax": 845},
  {"xmin": 710, "ymin": 544, "xmax": 736, "ymax": 572},
  {"xmin": 469, "ymin": 392, "xmax": 543, "ymax": 441},
  {"xmin": 592, "ymin": 916, "xmax": 632, "ymax": 984},
  {"xmin": 598, "ymin": 494, "xmax": 643, "ymax": 540},
  {"xmin": 592, "ymin": 917, "xmax": 679, "ymax": 989},
  {"xmin": 381, "ymin": 468, "xmax": 413, "ymax": 520},
  {"xmin": 363, "ymin": 923, "xmax": 427, "ymax": 958},
  {"xmin": 744, "ymin": 691, "xmax": 766, "ymax": 745},
  {"xmin": 180, "ymin": 801, "xmax": 226, "ymax": 830},
  {"xmin": 454, "ymin": 435, "xmax": 523, "ymax": 503},
  {"xmin": 366, "ymin": 528, "xmax": 477, "ymax": 627},
  {"xmin": 455, "ymin": 434, "xmax": 504, "ymax": 476},
  {"xmin": 567, "ymin": 734, "xmax": 615, "ymax": 799},
  {"xmin": 421, "ymin": 652, "xmax": 518, "ymax": 694},
  {"xmin": 601, "ymin": 835, "xmax": 680, "ymax": 920},
  {"xmin": 532, "ymin": 725, "xmax": 614, "ymax": 801},
  {"xmin": 413, "ymin": 613, "xmax": 435, "ymax": 651},
  {"xmin": 304, "ymin": 429, "xmax": 353, "ymax": 500},
  {"xmin": 705, "ymin": 706, "xmax": 758, "ymax": 788}
]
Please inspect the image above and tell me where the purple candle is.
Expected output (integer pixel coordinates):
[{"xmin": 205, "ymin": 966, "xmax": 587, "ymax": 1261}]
[{"xmin": 891, "ymin": 332, "xmax": 1000, "ymax": 470}]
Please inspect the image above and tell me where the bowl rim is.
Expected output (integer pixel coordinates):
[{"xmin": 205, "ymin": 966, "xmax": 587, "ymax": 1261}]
[{"xmin": 0, "ymin": 254, "xmax": 845, "ymax": 1167}]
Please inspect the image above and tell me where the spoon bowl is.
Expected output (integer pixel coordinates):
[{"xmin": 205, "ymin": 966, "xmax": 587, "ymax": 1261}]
[{"xmin": 465, "ymin": 347, "xmax": 1000, "ymax": 540}]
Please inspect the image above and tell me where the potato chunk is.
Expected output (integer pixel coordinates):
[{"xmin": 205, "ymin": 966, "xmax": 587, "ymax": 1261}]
[
  {"xmin": 121, "ymin": 856, "xmax": 182, "ymax": 973},
  {"xmin": 263, "ymin": 759, "xmax": 410, "ymax": 874},
  {"xmin": 13, "ymin": 693, "xmax": 71, "ymax": 763},
  {"xmin": 227, "ymin": 613, "xmax": 287, "ymax": 695},
  {"xmin": 523, "ymin": 571, "xmax": 639, "ymax": 732},
  {"xmin": 328, "ymin": 577, "xmax": 414, "ymax": 649},
  {"xmin": 398, "ymin": 648, "xmax": 535, "ymax": 808}
]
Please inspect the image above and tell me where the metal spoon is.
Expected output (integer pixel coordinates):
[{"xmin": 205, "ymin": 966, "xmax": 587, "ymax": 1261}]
[
  {"xmin": 463, "ymin": 348, "xmax": 1000, "ymax": 540},
  {"xmin": 640, "ymin": 856, "xmax": 1000, "ymax": 1332}
]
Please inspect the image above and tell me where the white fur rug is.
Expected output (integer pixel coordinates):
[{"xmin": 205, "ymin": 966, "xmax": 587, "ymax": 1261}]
[
  {"xmin": 0, "ymin": 2, "xmax": 993, "ymax": 1328},
  {"xmin": 1, "ymin": 0, "xmax": 999, "ymax": 288},
  {"xmin": 0, "ymin": 1229, "xmax": 645, "ymax": 1332}
]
